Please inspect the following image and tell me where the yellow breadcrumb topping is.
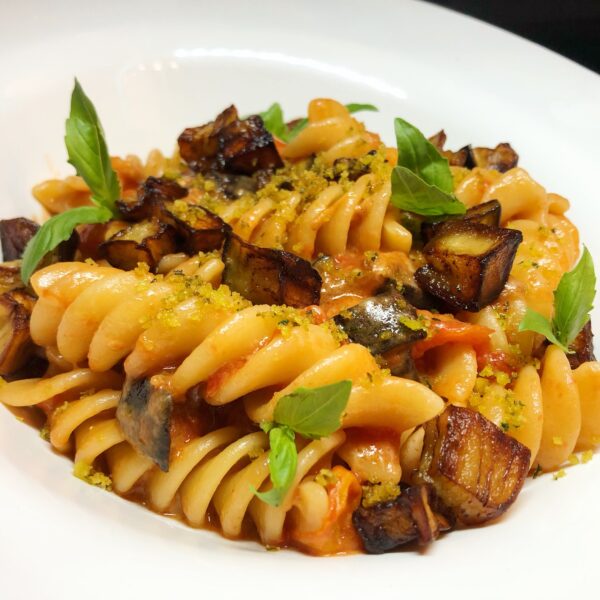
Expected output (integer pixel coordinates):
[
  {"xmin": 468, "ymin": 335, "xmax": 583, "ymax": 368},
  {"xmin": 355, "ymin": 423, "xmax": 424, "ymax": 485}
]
[
  {"xmin": 361, "ymin": 482, "xmax": 401, "ymax": 508},
  {"xmin": 468, "ymin": 376, "xmax": 525, "ymax": 432},
  {"xmin": 314, "ymin": 468, "xmax": 338, "ymax": 487},
  {"xmin": 553, "ymin": 469, "xmax": 567, "ymax": 481},
  {"xmin": 73, "ymin": 461, "xmax": 113, "ymax": 491}
]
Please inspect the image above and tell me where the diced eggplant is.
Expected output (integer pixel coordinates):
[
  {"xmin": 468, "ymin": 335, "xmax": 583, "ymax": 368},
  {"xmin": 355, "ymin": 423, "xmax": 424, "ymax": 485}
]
[
  {"xmin": 427, "ymin": 130, "xmax": 471, "ymax": 167},
  {"xmin": 178, "ymin": 106, "xmax": 283, "ymax": 175},
  {"xmin": 415, "ymin": 220, "xmax": 522, "ymax": 311},
  {"xmin": 0, "ymin": 289, "xmax": 36, "ymax": 376},
  {"xmin": 100, "ymin": 219, "xmax": 177, "ymax": 272},
  {"xmin": 0, "ymin": 218, "xmax": 39, "ymax": 260},
  {"xmin": 414, "ymin": 405, "xmax": 530, "ymax": 525},
  {"xmin": 116, "ymin": 377, "xmax": 173, "ymax": 471},
  {"xmin": 117, "ymin": 176, "xmax": 188, "ymax": 221},
  {"xmin": 334, "ymin": 291, "xmax": 426, "ymax": 355},
  {"xmin": 178, "ymin": 105, "xmax": 238, "ymax": 172},
  {"xmin": 0, "ymin": 262, "xmax": 23, "ymax": 294},
  {"xmin": 428, "ymin": 130, "xmax": 447, "ymax": 151},
  {"xmin": 353, "ymin": 484, "xmax": 454, "ymax": 554},
  {"xmin": 221, "ymin": 234, "xmax": 321, "ymax": 307},
  {"xmin": 568, "ymin": 320, "xmax": 595, "ymax": 369},
  {"xmin": 470, "ymin": 143, "xmax": 518, "ymax": 173},
  {"xmin": 160, "ymin": 201, "xmax": 230, "ymax": 254},
  {"xmin": 421, "ymin": 200, "xmax": 502, "ymax": 243},
  {"xmin": 217, "ymin": 115, "xmax": 284, "ymax": 175},
  {"xmin": 205, "ymin": 171, "xmax": 259, "ymax": 199}
]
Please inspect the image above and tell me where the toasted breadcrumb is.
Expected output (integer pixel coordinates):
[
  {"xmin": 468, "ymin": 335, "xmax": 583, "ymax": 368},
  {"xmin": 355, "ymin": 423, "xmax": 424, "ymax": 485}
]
[{"xmin": 73, "ymin": 461, "xmax": 113, "ymax": 491}]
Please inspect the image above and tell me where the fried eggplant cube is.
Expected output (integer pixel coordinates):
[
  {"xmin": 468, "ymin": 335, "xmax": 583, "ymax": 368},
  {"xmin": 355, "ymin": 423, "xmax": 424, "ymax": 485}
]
[
  {"xmin": 416, "ymin": 405, "xmax": 530, "ymax": 525},
  {"xmin": 470, "ymin": 143, "xmax": 519, "ymax": 172},
  {"xmin": 0, "ymin": 262, "xmax": 24, "ymax": 294},
  {"xmin": 567, "ymin": 320, "xmax": 596, "ymax": 369},
  {"xmin": 0, "ymin": 218, "xmax": 39, "ymax": 260},
  {"xmin": 217, "ymin": 115, "xmax": 283, "ymax": 175},
  {"xmin": 178, "ymin": 105, "xmax": 239, "ymax": 172},
  {"xmin": 117, "ymin": 176, "xmax": 188, "ymax": 221},
  {"xmin": 100, "ymin": 219, "xmax": 177, "ymax": 272},
  {"xmin": 117, "ymin": 377, "xmax": 173, "ymax": 471},
  {"xmin": 222, "ymin": 234, "xmax": 321, "ymax": 307},
  {"xmin": 415, "ymin": 221, "xmax": 522, "ymax": 311},
  {"xmin": 353, "ymin": 484, "xmax": 453, "ymax": 554},
  {"xmin": 0, "ymin": 289, "xmax": 36, "ymax": 376},
  {"xmin": 421, "ymin": 200, "xmax": 502, "ymax": 243},
  {"xmin": 334, "ymin": 291, "xmax": 426, "ymax": 355}
]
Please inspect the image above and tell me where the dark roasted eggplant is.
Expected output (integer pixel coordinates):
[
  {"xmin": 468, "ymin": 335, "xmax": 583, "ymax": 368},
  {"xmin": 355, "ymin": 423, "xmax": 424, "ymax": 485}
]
[
  {"xmin": 353, "ymin": 484, "xmax": 453, "ymax": 554},
  {"xmin": 100, "ymin": 219, "xmax": 177, "ymax": 271},
  {"xmin": 414, "ymin": 405, "xmax": 530, "ymax": 525},
  {"xmin": 568, "ymin": 320, "xmax": 596, "ymax": 369},
  {"xmin": 0, "ymin": 289, "xmax": 36, "ymax": 376},
  {"xmin": 117, "ymin": 377, "xmax": 173, "ymax": 471},
  {"xmin": 160, "ymin": 202, "xmax": 230, "ymax": 254},
  {"xmin": 334, "ymin": 291, "xmax": 426, "ymax": 355},
  {"xmin": 421, "ymin": 200, "xmax": 502, "ymax": 243},
  {"xmin": 415, "ymin": 220, "xmax": 522, "ymax": 311},
  {"xmin": 471, "ymin": 143, "xmax": 518, "ymax": 172},
  {"xmin": 0, "ymin": 262, "xmax": 23, "ymax": 294},
  {"xmin": 178, "ymin": 106, "xmax": 283, "ymax": 175},
  {"xmin": 0, "ymin": 218, "xmax": 39, "ymax": 260},
  {"xmin": 117, "ymin": 176, "xmax": 188, "ymax": 221},
  {"xmin": 222, "ymin": 234, "xmax": 321, "ymax": 307},
  {"xmin": 427, "ymin": 130, "xmax": 471, "ymax": 167}
]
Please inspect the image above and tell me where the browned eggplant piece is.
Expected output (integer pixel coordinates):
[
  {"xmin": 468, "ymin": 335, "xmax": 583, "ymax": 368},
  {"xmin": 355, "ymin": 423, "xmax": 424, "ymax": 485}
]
[
  {"xmin": 117, "ymin": 176, "xmax": 188, "ymax": 221},
  {"xmin": 222, "ymin": 234, "xmax": 321, "ymax": 307},
  {"xmin": 428, "ymin": 130, "xmax": 447, "ymax": 151},
  {"xmin": 0, "ymin": 262, "xmax": 23, "ymax": 294},
  {"xmin": 178, "ymin": 105, "xmax": 238, "ymax": 172},
  {"xmin": 160, "ymin": 201, "xmax": 230, "ymax": 254},
  {"xmin": 421, "ymin": 200, "xmax": 502, "ymax": 243},
  {"xmin": 470, "ymin": 143, "xmax": 518, "ymax": 172},
  {"xmin": 0, "ymin": 218, "xmax": 39, "ymax": 260},
  {"xmin": 415, "ymin": 405, "xmax": 530, "ymax": 525},
  {"xmin": 0, "ymin": 289, "xmax": 36, "ymax": 376},
  {"xmin": 117, "ymin": 377, "xmax": 173, "ymax": 471},
  {"xmin": 217, "ymin": 115, "xmax": 284, "ymax": 175},
  {"xmin": 427, "ymin": 130, "xmax": 471, "ymax": 167},
  {"xmin": 353, "ymin": 484, "xmax": 454, "ymax": 554},
  {"xmin": 567, "ymin": 320, "xmax": 596, "ymax": 369},
  {"xmin": 205, "ymin": 171, "xmax": 260, "ymax": 199},
  {"xmin": 415, "ymin": 220, "xmax": 522, "ymax": 312},
  {"xmin": 100, "ymin": 219, "xmax": 177, "ymax": 271},
  {"xmin": 334, "ymin": 291, "xmax": 426, "ymax": 355}
]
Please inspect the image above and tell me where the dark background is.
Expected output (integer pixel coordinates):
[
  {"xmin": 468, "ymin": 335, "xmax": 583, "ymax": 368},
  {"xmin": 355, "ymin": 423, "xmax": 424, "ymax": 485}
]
[{"xmin": 428, "ymin": 0, "xmax": 600, "ymax": 73}]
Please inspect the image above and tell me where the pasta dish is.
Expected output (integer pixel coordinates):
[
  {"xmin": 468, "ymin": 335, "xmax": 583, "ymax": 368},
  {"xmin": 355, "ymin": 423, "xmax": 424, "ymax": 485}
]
[{"xmin": 0, "ymin": 83, "xmax": 597, "ymax": 555}]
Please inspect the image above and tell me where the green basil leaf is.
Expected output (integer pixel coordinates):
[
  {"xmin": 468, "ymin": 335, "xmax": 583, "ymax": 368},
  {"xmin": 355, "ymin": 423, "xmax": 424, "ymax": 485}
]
[
  {"xmin": 274, "ymin": 380, "xmax": 352, "ymax": 439},
  {"xmin": 65, "ymin": 79, "xmax": 120, "ymax": 212},
  {"xmin": 258, "ymin": 102, "xmax": 289, "ymax": 141},
  {"xmin": 394, "ymin": 117, "xmax": 453, "ymax": 193},
  {"xmin": 345, "ymin": 103, "xmax": 379, "ymax": 114},
  {"xmin": 20, "ymin": 205, "xmax": 112, "ymax": 283},
  {"xmin": 390, "ymin": 166, "xmax": 466, "ymax": 217},
  {"xmin": 553, "ymin": 246, "xmax": 596, "ymax": 347},
  {"xmin": 518, "ymin": 308, "xmax": 569, "ymax": 352},
  {"xmin": 253, "ymin": 425, "xmax": 297, "ymax": 507}
]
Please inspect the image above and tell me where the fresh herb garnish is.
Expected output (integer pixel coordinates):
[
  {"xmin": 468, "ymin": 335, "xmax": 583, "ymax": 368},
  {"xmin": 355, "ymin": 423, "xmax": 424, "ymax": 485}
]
[
  {"xmin": 20, "ymin": 79, "xmax": 120, "ymax": 283},
  {"xmin": 519, "ymin": 247, "xmax": 596, "ymax": 353},
  {"xmin": 390, "ymin": 117, "xmax": 465, "ymax": 217},
  {"xmin": 253, "ymin": 380, "xmax": 352, "ymax": 507},
  {"xmin": 259, "ymin": 102, "xmax": 378, "ymax": 143}
]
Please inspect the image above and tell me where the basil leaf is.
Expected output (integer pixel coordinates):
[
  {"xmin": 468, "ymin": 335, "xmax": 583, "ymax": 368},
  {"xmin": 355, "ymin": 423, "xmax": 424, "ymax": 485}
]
[
  {"xmin": 390, "ymin": 166, "xmax": 466, "ymax": 217},
  {"xmin": 274, "ymin": 380, "xmax": 352, "ymax": 439},
  {"xmin": 394, "ymin": 117, "xmax": 453, "ymax": 193},
  {"xmin": 258, "ymin": 102, "xmax": 289, "ymax": 141},
  {"xmin": 20, "ymin": 205, "xmax": 112, "ymax": 283},
  {"xmin": 65, "ymin": 79, "xmax": 120, "ymax": 212},
  {"xmin": 253, "ymin": 425, "xmax": 297, "ymax": 507},
  {"xmin": 553, "ymin": 246, "xmax": 596, "ymax": 347},
  {"xmin": 518, "ymin": 308, "xmax": 569, "ymax": 353},
  {"xmin": 345, "ymin": 103, "xmax": 379, "ymax": 114}
]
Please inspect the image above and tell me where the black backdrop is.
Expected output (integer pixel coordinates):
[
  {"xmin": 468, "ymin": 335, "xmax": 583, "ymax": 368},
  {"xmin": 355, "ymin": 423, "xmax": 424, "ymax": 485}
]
[{"xmin": 427, "ymin": 0, "xmax": 600, "ymax": 73}]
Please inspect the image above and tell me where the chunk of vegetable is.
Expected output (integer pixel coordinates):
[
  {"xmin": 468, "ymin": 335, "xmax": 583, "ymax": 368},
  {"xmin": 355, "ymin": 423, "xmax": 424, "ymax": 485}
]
[
  {"xmin": 0, "ymin": 218, "xmax": 40, "ymax": 260},
  {"xmin": 567, "ymin": 320, "xmax": 595, "ymax": 369},
  {"xmin": 0, "ymin": 289, "xmax": 36, "ymax": 375},
  {"xmin": 415, "ymin": 221, "xmax": 522, "ymax": 311},
  {"xmin": 117, "ymin": 176, "xmax": 188, "ymax": 221},
  {"xmin": 116, "ymin": 377, "xmax": 173, "ymax": 471},
  {"xmin": 221, "ymin": 234, "xmax": 321, "ymax": 307},
  {"xmin": 470, "ymin": 143, "xmax": 519, "ymax": 172}
]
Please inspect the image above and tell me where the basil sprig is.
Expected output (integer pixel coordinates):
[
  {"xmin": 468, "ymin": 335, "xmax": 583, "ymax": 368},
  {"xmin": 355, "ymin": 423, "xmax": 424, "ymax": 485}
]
[
  {"xmin": 20, "ymin": 79, "xmax": 120, "ymax": 283},
  {"xmin": 390, "ymin": 117, "xmax": 465, "ymax": 217},
  {"xmin": 259, "ymin": 102, "xmax": 378, "ymax": 143},
  {"xmin": 519, "ymin": 247, "xmax": 596, "ymax": 353},
  {"xmin": 253, "ymin": 380, "xmax": 352, "ymax": 507}
]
